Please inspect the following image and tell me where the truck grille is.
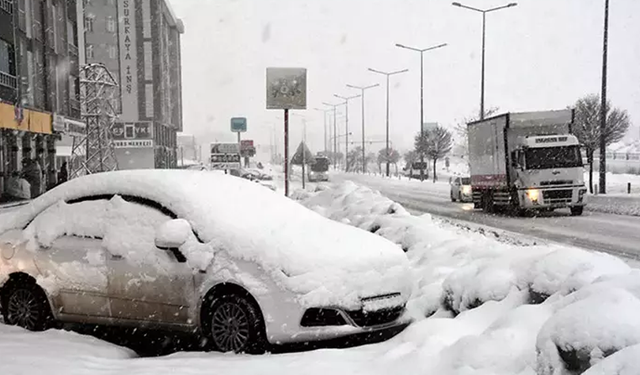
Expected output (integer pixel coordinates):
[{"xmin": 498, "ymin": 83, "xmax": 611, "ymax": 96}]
[
  {"xmin": 540, "ymin": 180, "xmax": 573, "ymax": 186},
  {"xmin": 543, "ymin": 189, "xmax": 572, "ymax": 204}
]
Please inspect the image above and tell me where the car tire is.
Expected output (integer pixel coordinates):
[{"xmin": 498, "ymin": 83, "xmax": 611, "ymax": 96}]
[
  {"xmin": 202, "ymin": 294, "xmax": 267, "ymax": 354},
  {"xmin": 451, "ymin": 192, "xmax": 457, "ymax": 202},
  {"xmin": 1, "ymin": 280, "xmax": 53, "ymax": 331},
  {"xmin": 458, "ymin": 192, "xmax": 463, "ymax": 202},
  {"xmin": 570, "ymin": 206, "xmax": 584, "ymax": 216}
]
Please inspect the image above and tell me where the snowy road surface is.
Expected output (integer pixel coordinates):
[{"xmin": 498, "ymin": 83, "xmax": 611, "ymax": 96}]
[{"xmin": 332, "ymin": 173, "xmax": 640, "ymax": 259}]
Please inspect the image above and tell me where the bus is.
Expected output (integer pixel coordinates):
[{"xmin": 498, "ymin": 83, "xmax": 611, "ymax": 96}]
[{"xmin": 308, "ymin": 156, "xmax": 330, "ymax": 182}]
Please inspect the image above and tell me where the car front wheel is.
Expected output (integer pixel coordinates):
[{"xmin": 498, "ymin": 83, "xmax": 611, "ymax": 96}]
[
  {"xmin": 1, "ymin": 281, "xmax": 53, "ymax": 331},
  {"xmin": 203, "ymin": 294, "xmax": 267, "ymax": 354}
]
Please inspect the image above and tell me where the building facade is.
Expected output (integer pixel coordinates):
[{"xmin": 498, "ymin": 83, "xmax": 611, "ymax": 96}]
[
  {"xmin": 84, "ymin": 0, "xmax": 184, "ymax": 169},
  {"xmin": 0, "ymin": 0, "xmax": 84, "ymax": 201}
]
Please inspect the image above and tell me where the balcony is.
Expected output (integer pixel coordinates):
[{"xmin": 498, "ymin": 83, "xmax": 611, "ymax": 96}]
[
  {"xmin": 0, "ymin": 71, "xmax": 17, "ymax": 89},
  {"xmin": 0, "ymin": 0, "xmax": 13, "ymax": 14}
]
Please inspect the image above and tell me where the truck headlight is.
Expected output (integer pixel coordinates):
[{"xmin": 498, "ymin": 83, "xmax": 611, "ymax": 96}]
[{"xmin": 526, "ymin": 189, "xmax": 540, "ymax": 203}]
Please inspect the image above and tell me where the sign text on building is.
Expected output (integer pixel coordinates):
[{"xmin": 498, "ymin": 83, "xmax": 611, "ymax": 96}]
[{"xmin": 118, "ymin": 0, "xmax": 138, "ymax": 120}]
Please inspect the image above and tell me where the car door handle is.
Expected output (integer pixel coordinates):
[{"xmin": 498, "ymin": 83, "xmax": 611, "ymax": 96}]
[{"xmin": 111, "ymin": 254, "xmax": 124, "ymax": 260}]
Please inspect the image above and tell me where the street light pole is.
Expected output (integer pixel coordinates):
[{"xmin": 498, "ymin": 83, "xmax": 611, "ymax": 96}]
[
  {"xmin": 334, "ymin": 93, "xmax": 361, "ymax": 172},
  {"xmin": 314, "ymin": 108, "xmax": 332, "ymax": 153},
  {"xmin": 395, "ymin": 42, "xmax": 447, "ymax": 181},
  {"xmin": 369, "ymin": 67, "xmax": 409, "ymax": 177},
  {"xmin": 452, "ymin": 2, "xmax": 517, "ymax": 120},
  {"xmin": 322, "ymin": 102, "xmax": 344, "ymax": 168},
  {"xmin": 599, "ymin": 0, "xmax": 610, "ymax": 195},
  {"xmin": 347, "ymin": 83, "xmax": 379, "ymax": 174}
]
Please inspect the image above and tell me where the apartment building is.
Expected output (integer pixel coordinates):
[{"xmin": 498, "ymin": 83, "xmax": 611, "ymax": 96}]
[
  {"xmin": 0, "ymin": 0, "xmax": 84, "ymax": 201},
  {"xmin": 84, "ymin": 0, "xmax": 184, "ymax": 169}
]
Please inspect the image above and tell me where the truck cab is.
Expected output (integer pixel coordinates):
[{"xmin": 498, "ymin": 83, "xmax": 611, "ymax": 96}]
[{"xmin": 510, "ymin": 134, "xmax": 587, "ymax": 215}]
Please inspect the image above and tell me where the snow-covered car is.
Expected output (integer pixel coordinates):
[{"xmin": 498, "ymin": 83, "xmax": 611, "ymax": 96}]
[
  {"xmin": 0, "ymin": 170, "xmax": 411, "ymax": 353},
  {"xmin": 450, "ymin": 177, "xmax": 472, "ymax": 202}
]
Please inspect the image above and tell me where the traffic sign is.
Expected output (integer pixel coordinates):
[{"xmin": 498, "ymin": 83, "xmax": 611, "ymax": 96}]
[
  {"xmin": 266, "ymin": 68, "xmax": 307, "ymax": 110},
  {"xmin": 210, "ymin": 143, "xmax": 241, "ymax": 170},
  {"xmin": 231, "ymin": 117, "xmax": 247, "ymax": 133}
]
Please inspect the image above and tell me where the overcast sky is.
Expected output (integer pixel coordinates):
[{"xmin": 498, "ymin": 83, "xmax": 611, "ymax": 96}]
[{"xmin": 170, "ymin": 0, "xmax": 640, "ymax": 157}]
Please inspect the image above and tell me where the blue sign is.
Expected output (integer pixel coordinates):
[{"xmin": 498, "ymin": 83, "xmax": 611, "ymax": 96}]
[{"xmin": 230, "ymin": 117, "xmax": 247, "ymax": 133}]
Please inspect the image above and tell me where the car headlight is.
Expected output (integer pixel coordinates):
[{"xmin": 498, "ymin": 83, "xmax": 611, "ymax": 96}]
[
  {"xmin": 526, "ymin": 189, "xmax": 540, "ymax": 202},
  {"xmin": 462, "ymin": 185, "xmax": 472, "ymax": 195}
]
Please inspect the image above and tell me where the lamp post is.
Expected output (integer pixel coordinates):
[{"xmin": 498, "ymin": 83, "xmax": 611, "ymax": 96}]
[
  {"xmin": 334, "ymin": 93, "xmax": 361, "ymax": 172},
  {"xmin": 322, "ymin": 101, "xmax": 345, "ymax": 168},
  {"xmin": 599, "ymin": 0, "xmax": 610, "ymax": 195},
  {"xmin": 314, "ymin": 107, "xmax": 332, "ymax": 153},
  {"xmin": 452, "ymin": 1, "xmax": 517, "ymax": 120},
  {"xmin": 347, "ymin": 83, "xmax": 379, "ymax": 173},
  {"xmin": 368, "ymin": 67, "xmax": 409, "ymax": 177},
  {"xmin": 395, "ymin": 42, "xmax": 447, "ymax": 181}
]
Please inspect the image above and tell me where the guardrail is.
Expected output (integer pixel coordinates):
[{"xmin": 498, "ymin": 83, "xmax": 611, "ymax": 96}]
[{"xmin": 0, "ymin": 0, "xmax": 13, "ymax": 14}]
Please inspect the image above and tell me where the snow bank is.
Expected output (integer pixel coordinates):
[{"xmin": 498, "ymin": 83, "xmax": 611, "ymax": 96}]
[{"xmin": 295, "ymin": 181, "xmax": 640, "ymax": 374}]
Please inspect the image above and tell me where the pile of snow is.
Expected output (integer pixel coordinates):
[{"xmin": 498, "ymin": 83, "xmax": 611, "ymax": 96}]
[{"xmin": 295, "ymin": 181, "xmax": 640, "ymax": 373}]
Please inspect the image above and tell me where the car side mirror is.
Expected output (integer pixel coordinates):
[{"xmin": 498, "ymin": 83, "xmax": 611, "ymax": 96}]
[{"xmin": 155, "ymin": 219, "xmax": 191, "ymax": 249}]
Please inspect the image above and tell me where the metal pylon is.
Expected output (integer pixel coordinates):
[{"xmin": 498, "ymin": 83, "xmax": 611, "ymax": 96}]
[{"xmin": 69, "ymin": 63, "xmax": 119, "ymax": 178}]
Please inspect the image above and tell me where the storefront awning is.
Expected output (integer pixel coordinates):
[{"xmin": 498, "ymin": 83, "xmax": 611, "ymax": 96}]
[{"xmin": 0, "ymin": 102, "xmax": 52, "ymax": 134}]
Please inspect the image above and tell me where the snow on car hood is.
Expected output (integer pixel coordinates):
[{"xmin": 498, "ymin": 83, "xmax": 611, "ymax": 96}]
[{"xmin": 0, "ymin": 170, "xmax": 411, "ymax": 309}]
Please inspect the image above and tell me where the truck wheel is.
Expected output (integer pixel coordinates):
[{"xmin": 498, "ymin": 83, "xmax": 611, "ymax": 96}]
[
  {"xmin": 570, "ymin": 206, "xmax": 584, "ymax": 216},
  {"xmin": 481, "ymin": 194, "xmax": 494, "ymax": 213}
]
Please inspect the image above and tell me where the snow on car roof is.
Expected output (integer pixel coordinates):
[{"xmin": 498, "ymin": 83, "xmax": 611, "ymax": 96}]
[{"xmin": 1, "ymin": 170, "xmax": 409, "ymax": 301}]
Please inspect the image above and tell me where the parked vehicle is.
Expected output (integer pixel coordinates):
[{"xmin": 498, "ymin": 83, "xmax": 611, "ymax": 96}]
[
  {"xmin": 467, "ymin": 110, "xmax": 587, "ymax": 215},
  {"xmin": 402, "ymin": 162, "xmax": 429, "ymax": 180},
  {"xmin": 0, "ymin": 171, "xmax": 411, "ymax": 353},
  {"xmin": 308, "ymin": 156, "xmax": 330, "ymax": 182},
  {"xmin": 450, "ymin": 177, "xmax": 472, "ymax": 202}
]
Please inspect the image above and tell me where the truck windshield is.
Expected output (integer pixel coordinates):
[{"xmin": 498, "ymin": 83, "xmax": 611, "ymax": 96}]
[{"xmin": 525, "ymin": 146, "xmax": 582, "ymax": 170}]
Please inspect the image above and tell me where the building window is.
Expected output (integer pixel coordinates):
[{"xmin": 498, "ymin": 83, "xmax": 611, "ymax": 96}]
[
  {"xmin": 144, "ymin": 41, "xmax": 152, "ymax": 80},
  {"xmin": 85, "ymin": 15, "xmax": 94, "ymax": 33},
  {"xmin": 85, "ymin": 44, "xmax": 94, "ymax": 60},
  {"xmin": 106, "ymin": 16, "xmax": 115, "ymax": 33},
  {"xmin": 108, "ymin": 45, "xmax": 117, "ymax": 59}
]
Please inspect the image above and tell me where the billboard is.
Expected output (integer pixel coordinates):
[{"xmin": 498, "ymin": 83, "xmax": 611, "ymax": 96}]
[
  {"xmin": 112, "ymin": 122, "xmax": 153, "ymax": 140},
  {"xmin": 210, "ymin": 143, "xmax": 241, "ymax": 170},
  {"xmin": 266, "ymin": 68, "xmax": 307, "ymax": 110},
  {"xmin": 118, "ymin": 0, "xmax": 139, "ymax": 121}
]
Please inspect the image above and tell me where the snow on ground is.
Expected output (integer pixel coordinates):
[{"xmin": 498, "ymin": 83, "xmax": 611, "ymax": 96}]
[{"xmin": 2, "ymin": 177, "xmax": 640, "ymax": 374}]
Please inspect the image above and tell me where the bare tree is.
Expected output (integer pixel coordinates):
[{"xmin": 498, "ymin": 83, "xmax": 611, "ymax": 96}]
[
  {"xmin": 403, "ymin": 150, "xmax": 418, "ymax": 170},
  {"xmin": 572, "ymin": 94, "xmax": 631, "ymax": 193},
  {"xmin": 346, "ymin": 146, "xmax": 364, "ymax": 173},
  {"xmin": 415, "ymin": 125, "xmax": 453, "ymax": 182},
  {"xmin": 378, "ymin": 148, "xmax": 400, "ymax": 175},
  {"xmin": 454, "ymin": 107, "xmax": 499, "ymax": 162}
]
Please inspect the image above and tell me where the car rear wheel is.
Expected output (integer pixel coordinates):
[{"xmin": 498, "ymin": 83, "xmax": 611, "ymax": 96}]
[
  {"xmin": 1, "ymin": 281, "xmax": 53, "ymax": 331},
  {"xmin": 203, "ymin": 294, "xmax": 267, "ymax": 354}
]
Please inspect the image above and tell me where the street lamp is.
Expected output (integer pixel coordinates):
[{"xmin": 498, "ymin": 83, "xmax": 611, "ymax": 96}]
[
  {"xmin": 334, "ymin": 93, "xmax": 361, "ymax": 172},
  {"xmin": 599, "ymin": 0, "xmax": 610, "ymax": 195},
  {"xmin": 314, "ymin": 107, "xmax": 332, "ymax": 153},
  {"xmin": 368, "ymin": 67, "xmax": 409, "ymax": 177},
  {"xmin": 347, "ymin": 83, "xmax": 379, "ymax": 173},
  {"xmin": 322, "ymin": 101, "xmax": 345, "ymax": 168},
  {"xmin": 452, "ymin": 1, "xmax": 517, "ymax": 120},
  {"xmin": 395, "ymin": 42, "xmax": 447, "ymax": 181}
]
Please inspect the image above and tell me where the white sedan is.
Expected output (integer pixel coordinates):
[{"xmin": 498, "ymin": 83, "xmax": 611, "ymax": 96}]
[{"xmin": 0, "ymin": 170, "xmax": 411, "ymax": 353}]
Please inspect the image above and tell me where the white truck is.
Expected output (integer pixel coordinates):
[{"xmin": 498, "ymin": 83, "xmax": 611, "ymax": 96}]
[{"xmin": 467, "ymin": 109, "xmax": 587, "ymax": 216}]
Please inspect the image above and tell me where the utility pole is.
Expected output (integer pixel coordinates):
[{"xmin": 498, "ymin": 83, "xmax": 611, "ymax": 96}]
[
  {"xmin": 452, "ymin": 2, "xmax": 517, "ymax": 120},
  {"xmin": 395, "ymin": 42, "xmax": 447, "ymax": 181},
  {"xmin": 334, "ymin": 93, "xmax": 361, "ymax": 172},
  {"xmin": 323, "ymin": 102, "xmax": 345, "ymax": 169},
  {"xmin": 314, "ymin": 107, "xmax": 331, "ymax": 153},
  {"xmin": 347, "ymin": 83, "xmax": 379, "ymax": 173},
  {"xmin": 599, "ymin": 0, "xmax": 610, "ymax": 195},
  {"xmin": 368, "ymin": 67, "xmax": 409, "ymax": 177}
]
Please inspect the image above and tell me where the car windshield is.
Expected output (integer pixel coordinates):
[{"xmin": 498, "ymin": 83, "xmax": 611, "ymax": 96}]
[
  {"xmin": 461, "ymin": 178, "xmax": 471, "ymax": 185},
  {"xmin": 525, "ymin": 146, "xmax": 583, "ymax": 170},
  {"xmin": 311, "ymin": 158, "xmax": 330, "ymax": 172}
]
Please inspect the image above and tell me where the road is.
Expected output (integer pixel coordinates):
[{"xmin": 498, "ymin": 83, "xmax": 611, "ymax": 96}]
[{"xmin": 332, "ymin": 173, "xmax": 640, "ymax": 260}]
